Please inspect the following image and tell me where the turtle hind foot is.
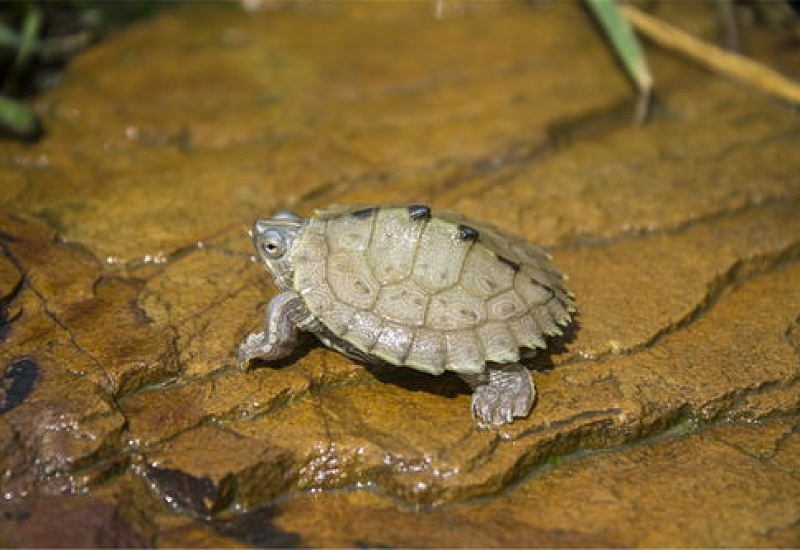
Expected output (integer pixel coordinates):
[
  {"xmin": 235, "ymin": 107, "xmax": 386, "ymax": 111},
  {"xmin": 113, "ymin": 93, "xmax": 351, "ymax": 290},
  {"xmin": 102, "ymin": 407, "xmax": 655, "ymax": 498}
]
[{"xmin": 466, "ymin": 364, "xmax": 536, "ymax": 426}]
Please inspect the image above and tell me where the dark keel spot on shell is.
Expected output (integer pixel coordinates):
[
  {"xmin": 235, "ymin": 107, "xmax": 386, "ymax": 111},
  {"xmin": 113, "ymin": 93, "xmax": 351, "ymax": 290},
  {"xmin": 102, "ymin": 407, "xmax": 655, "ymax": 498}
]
[
  {"xmin": 498, "ymin": 255, "xmax": 521, "ymax": 272},
  {"xmin": 407, "ymin": 204, "xmax": 432, "ymax": 220},
  {"xmin": 350, "ymin": 207, "xmax": 378, "ymax": 219},
  {"xmin": 457, "ymin": 224, "xmax": 480, "ymax": 241}
]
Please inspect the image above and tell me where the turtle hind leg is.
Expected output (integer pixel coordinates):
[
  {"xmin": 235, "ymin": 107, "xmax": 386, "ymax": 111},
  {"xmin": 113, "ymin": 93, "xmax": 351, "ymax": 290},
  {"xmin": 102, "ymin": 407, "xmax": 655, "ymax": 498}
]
[{"xmin": 460, "ymin": 364, "xmax": 536, "ymax": 426}]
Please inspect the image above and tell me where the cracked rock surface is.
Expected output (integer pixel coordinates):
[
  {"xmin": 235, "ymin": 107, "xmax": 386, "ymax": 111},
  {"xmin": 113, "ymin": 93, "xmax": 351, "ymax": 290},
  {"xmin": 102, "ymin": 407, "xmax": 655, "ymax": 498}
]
[{"xmin": 1, "ymin": 2, "xmax": 799, "ymax": 547}]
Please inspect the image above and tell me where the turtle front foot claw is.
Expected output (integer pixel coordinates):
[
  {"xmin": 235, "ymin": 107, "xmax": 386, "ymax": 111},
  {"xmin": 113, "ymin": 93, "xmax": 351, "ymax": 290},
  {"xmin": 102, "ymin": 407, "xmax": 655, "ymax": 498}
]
[{"xmin": 237, "ymin": 331, "xmax": 267, "ymax": 370}]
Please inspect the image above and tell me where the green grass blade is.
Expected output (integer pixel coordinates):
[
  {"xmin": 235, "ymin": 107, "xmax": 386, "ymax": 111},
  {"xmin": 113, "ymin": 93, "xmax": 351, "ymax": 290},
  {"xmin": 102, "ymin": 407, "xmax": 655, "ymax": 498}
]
[
  {"xmin": 16, "ymin": 7, "xmax": 42, "ymax": 68},
  {"xmin": 585, "ymin": 0, "xmax": 653, "ymax": 122}
]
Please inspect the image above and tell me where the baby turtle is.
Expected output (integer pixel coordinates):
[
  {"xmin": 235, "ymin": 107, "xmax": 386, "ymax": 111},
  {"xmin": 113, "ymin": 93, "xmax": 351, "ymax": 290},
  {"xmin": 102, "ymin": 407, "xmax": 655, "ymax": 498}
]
[{"xmin": 238, "ymin": 204, "xmax": 574, "ymax": 426}]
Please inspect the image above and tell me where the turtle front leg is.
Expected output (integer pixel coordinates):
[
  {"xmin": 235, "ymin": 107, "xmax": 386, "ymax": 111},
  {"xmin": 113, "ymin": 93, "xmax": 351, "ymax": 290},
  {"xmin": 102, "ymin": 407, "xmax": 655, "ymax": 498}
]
[
  {"xmin": 237, "ymin": 291, "xmax": 308, "ymax": 369},
  {"xmin": 461, "ymin": 364, "xmax": 536, "ymax": 426}
]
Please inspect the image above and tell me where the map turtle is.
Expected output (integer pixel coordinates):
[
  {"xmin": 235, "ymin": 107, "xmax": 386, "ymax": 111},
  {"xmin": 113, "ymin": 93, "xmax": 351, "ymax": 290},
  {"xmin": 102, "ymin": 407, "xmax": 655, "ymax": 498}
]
[{"xmin": 238, "ymin": 204, "xmax": 574, "ymax": 425}]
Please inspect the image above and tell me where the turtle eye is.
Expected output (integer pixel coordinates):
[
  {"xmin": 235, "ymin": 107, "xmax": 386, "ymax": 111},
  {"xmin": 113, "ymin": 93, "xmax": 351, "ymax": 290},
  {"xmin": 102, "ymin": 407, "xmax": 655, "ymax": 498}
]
[{"xmin": 260, "ymin": 230, "xmax": 286, "ymax": 259}]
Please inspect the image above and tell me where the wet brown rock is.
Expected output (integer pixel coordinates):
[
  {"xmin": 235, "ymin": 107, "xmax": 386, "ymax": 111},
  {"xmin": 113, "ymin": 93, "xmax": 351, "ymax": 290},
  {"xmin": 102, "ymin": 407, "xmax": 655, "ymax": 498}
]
[
  {"xmin": 0, "ymin": 470, "xmax": 170, "ymax": 547},
  {"xmin": 0, "ymin": 0, "xmax": 799, "ymax": 546},
  {"xmin": 140, "ymin": 248, "xmax": 254, "ymax": 377},
  {"xmin": 141, "ymin": 203, "xmax": 798, "ymax": 511},
  {"xmin": 1, "ymin": 495, "xmax": 150, "ymax": 548},
  {"xmin": 0, "ymin": 247, "xmax": 23, "ymax": 339},
  {"xmin": 140, "ymin": 424, "xmax": 297, "ymax": 514},
  {"xmin": 0, "ymin": 214, "xmax": 180, "ymax": 395},
  {"xmin": 272, "ymin": 417, "xmax": 800, "ymax": 547},
  {"xmin": 0, "ymin": 214, "xmax": 179, "ymax": 497},
  {"xmin": 560, "ymin": 199, "xmax": 800, "ymax": 360}
]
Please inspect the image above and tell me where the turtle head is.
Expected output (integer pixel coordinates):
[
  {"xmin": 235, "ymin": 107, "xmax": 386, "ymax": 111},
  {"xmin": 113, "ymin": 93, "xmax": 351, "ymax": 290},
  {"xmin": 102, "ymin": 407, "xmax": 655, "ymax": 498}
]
[{"xmin": 251, "ymin": 211, "xmax": 306, "ymax": 290}]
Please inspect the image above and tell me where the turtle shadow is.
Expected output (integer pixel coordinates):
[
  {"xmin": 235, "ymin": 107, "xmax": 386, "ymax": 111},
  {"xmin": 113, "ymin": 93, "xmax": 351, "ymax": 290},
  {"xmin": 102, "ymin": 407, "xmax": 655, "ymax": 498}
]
[
  {"xmin": 244, "ymin": 339, "xmax": 470, "ymax": 398},
  {"xmin": 362, "ymin": 362, "xmax": 470, "ymax": 398},
  {"xmin": 246, "ymin": 339, "xmax": 469, "ymax": 397},
  {"xmin": 246, "ymin": 316, "xmax": 581, "ymax": 402}
]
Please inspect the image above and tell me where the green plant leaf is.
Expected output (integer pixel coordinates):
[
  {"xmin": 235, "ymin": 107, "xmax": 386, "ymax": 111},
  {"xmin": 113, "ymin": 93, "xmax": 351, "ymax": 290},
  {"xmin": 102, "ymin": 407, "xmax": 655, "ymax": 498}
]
[
  {"xmin": 0, "ymin": 94, "xmax": 41, "ymax": 140},
  {"xmin": 585, "ymin": 0, "xmax": 653, "ymax": 122}
]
